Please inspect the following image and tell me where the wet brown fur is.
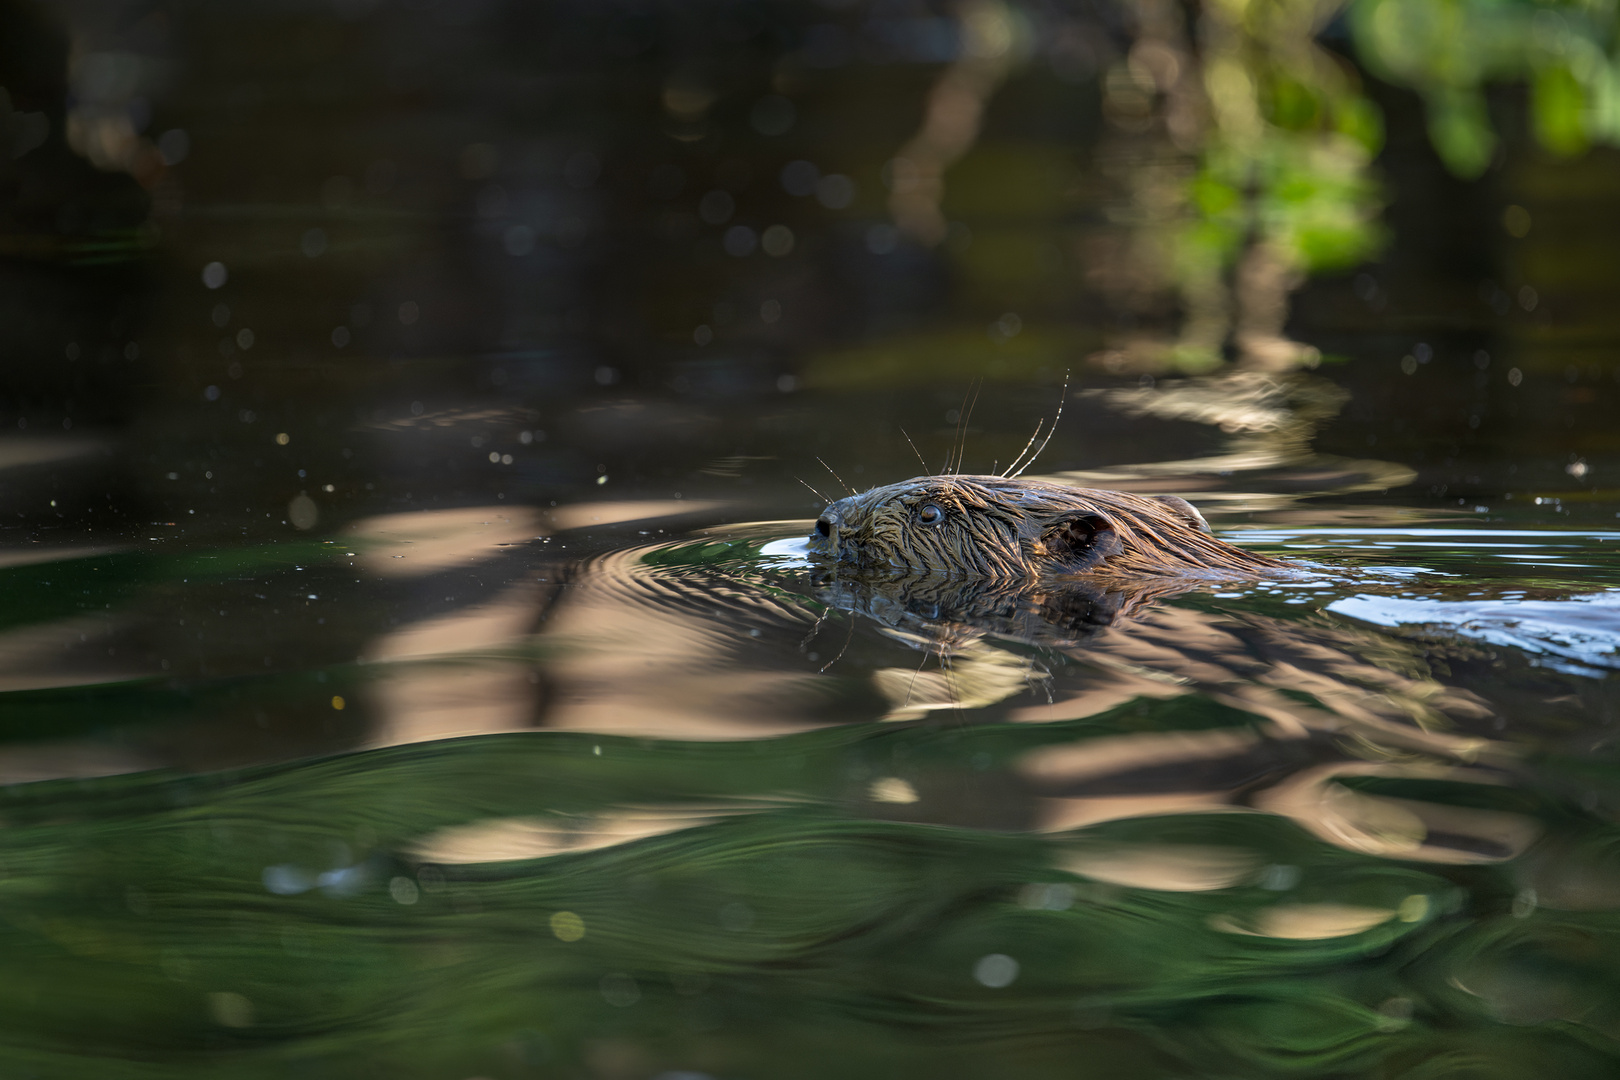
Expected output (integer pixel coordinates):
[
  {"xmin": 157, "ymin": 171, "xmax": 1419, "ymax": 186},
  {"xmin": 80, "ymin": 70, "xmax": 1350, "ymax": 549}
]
[{"xmin": 808, "ymin": 474, "xmax": 1286, "ymax": 579}]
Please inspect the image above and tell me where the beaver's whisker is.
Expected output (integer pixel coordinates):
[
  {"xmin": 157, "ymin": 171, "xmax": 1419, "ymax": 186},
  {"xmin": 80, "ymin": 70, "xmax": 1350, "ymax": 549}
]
[
  {"xmin": 954, "ymin": 378, "xmax": 982, "ymax": 475},
  {"xmin": 943, "ymin": 383, "xmax": 974, "ymax": 474},
  {"xmin": 901, "ymin": 647, "xmax": 931, "ymax": 712},
  {"xmin": 898, "ymin": 426, "xmax": 930, "ymax": 474},
  {"xmin": 935, "ymin": 649, "xmax": 964, "ymax": 713},
  {"xmin": 816, "ymin": 455, "xmax": 856, "ymax": 496},
  {"xmin": 1001, "ymin": 419, "xmax": 1044, "ymax": 479},
  {"xmin": 1025, "ymin": 657, "xmax": 1055, "ymax": 703},
  {"xmin": 819, "ymin": 601, "xmax": 858, "ymax": 674},
  {"xmin": 801, "ymin": 597, "xmax": 834, "ymax": 649},
  {"xmin": 795, "ymin": 475, "xmax": 831, "ymax": 504},
  {"xmin": 1008, "ymin": 370, "xmax": 1070, "ymax": 479}
]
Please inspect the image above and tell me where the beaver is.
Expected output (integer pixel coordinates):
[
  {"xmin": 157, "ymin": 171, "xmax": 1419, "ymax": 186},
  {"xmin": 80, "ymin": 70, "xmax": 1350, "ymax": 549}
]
[{"xmin": 807, "ymin": 474, "xmax": 1285, "ymax": 579}]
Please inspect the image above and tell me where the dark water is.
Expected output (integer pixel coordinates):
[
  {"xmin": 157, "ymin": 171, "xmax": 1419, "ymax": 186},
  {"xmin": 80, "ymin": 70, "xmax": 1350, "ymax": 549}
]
[{"xmin": 5, "ymin": 1, "xmax": 1620, "ymax": 1077}]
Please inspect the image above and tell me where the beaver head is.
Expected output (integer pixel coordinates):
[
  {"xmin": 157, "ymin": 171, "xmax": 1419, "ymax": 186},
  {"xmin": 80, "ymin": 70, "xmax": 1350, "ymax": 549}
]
[{"xmin": 807, "ymin": 474, "xmax": 1283, "ymax": 579}]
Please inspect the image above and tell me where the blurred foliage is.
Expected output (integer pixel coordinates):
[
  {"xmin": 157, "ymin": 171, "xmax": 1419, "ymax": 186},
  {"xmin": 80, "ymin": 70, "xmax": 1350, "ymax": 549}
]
[
  {"xmin": 1349, "ymin": 0, "xmax": 1620, "ymax": 177},
  {"xmin": 1188, "ymin": 0, "xmax": 1388, "ymax": 269},
  {"xmin": 1099, "ymin": 0, "xmax": 1387, "ymax": 371},
  {"xmin": 1097, "ymin": 0, "xmax": 1620, "ymax": 370}
]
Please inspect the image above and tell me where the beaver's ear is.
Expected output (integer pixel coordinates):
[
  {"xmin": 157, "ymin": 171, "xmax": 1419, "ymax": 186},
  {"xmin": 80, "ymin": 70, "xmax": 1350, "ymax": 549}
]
[
  {"xmin": 1153, "ymin": 495, "xmax": 1212, "ymax": 535},
  {"xmin": 1036, "ymin": 512, "xmax": 1122, "ymax": 570}
]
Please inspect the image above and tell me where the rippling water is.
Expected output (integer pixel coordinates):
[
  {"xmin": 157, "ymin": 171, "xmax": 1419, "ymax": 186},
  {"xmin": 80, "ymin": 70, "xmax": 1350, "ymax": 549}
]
[
  {"xmin": 7, "ymin": 0, "xmax": 1620, "ymax": 1076},
  {"xmin": 7, "ymin": 484, "xmax": 1620, "ymax": 1077}
]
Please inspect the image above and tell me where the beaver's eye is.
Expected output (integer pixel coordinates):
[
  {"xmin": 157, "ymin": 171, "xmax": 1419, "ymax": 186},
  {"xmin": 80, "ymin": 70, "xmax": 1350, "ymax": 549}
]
[{"xmin": 917, "ymin": 502, "xmax": 944, "ymax": 525}]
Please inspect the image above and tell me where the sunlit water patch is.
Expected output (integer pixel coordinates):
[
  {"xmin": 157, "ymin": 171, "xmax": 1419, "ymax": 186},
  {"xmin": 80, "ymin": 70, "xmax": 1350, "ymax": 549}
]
[{"xmin": 1330, "ymin": 591, "xmax": 1620, "ymax": 675}]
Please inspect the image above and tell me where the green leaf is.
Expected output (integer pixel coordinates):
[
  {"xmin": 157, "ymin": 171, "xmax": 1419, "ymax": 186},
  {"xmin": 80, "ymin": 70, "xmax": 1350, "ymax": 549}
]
[{"xmin": 1532, "ymin": 64, "xmax": 1591, "ymax": 157}]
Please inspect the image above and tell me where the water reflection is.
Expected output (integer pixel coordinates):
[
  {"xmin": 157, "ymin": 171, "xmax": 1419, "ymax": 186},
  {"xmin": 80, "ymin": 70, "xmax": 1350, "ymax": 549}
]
[
  {"xmin": 1060, "ymin": 370, "xmax": 1416, "ymax": 514},
  {"xmin": 1332, "ymin": 590, "xmax": 1620, "ymax": 675},
  {"xmin": 1, "ymin": 515, "xmax": 1618, "ymax": 1074},
  {"xmin": 345, "ymin": 505, "xmax": 543, "ymax": 577},
  {"xmin": 5, "ymin": 0, "xmax": 1620, "ymax": 1074}
]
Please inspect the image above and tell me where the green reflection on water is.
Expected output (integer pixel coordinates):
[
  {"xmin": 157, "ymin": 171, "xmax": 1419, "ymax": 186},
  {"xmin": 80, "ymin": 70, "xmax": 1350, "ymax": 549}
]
[{"xmin": 0, "ymin": 702, "xmax": 1612, "ymax": 1077}]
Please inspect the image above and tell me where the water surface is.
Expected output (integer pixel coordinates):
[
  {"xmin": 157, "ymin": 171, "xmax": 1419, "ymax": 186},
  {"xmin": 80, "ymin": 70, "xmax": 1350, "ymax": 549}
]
[{"xmin": 4, "ymin": 1, "xmax": 1620, "ymax": 1077}]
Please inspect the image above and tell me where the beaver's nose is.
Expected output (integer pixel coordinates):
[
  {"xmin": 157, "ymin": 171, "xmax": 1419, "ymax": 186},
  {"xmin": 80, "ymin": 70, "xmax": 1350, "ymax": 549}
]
[{"xmin": 812, "ymin": 504, "xmax": 845, "ymax": 552}]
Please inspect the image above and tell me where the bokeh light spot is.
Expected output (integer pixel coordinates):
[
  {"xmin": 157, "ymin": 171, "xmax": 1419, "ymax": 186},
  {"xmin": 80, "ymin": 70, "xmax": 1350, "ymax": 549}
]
[
  {"xmin": 208, "ymin": 991, "xmax": 254, "ymax": 1028},
  {"xmin": 815, "ymin": 174, "xmax": 855, "ymax": 209},
  {"xmin": 780, "ymin": 160, "xmax": 819, "ymax": 197},
  {"xmin": 157, "ymin": 128, "xmax": 188, "ymax": 165},
  {"xmin": 550, "ymin": 910, "xmax": 585, "ymax": 941},
  {"xmin": 865, "ymin": 224, "xmax": 898, "ymax": 254},
  {"xmin": 288, "ymin": 494, "xmax": 319, "ymax": 530},
  {"xmin": 1503, "ymin": 204, "xmax": 1532, "ymax": 237},
  {"xmin": 761, "ymin": 224, "xmax": 794, "ymax": 257},
  {"xmin": 974, "ymin": 953, "xmax": 1019, "ymax": 988},
  {"xmin": 698, "ymin": 189, "xmax": 735, "ymax": 225},
  {"xmin": 723, "ymin": 225, "xmax": 758, "ymax": 257}
]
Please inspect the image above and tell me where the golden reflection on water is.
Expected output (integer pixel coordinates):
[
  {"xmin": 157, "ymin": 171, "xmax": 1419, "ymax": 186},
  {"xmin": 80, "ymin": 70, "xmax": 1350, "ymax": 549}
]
[
  {"xmin": 872, "ymin": 637, "xmax": 1047, "ymax": 721},
  {"xmin": 0, "ymin": 613, "xmax": 134, "ymax": 692},
  {"xmin": 331, "ymin": 484, "xmax": 1569, "ymax": 878},
  {"xmin": 1256, "ymin": 762, "xmax": 1542, "ymax": 865},
  {"xmin": 344, "ymin": 505, "xmax": 544, "ymax": 577},
  {"xmin": 360, "ymin": 580, "xmax": 547, "ymax": 748},
  {"xmin": 1051, "ymin": 372, "xmax": 1417, "ymax": 513},
  {"xmin": 350, "ymin": 501, "xmax": 732, "ymax": 748},
  {"xmin": 542, "ymin": 499, "xmax": 728, "ymax": 532},
  {"xmin": 410, "ymin": 807, "xmax": 741, "ymax": 863},
  {"xmin": 0, "ymin": 543, "xmax": 126, "ymax": 570},
  {"xmin": 1211, "ymin": 902, "xmax": 1403, "ymax": 940},
  {"xmin": 1011, "ymin": 603, "xmax": 1499, "ymax": 751},
  {"xmin": 1061, "ymin": 842, "xmax": 1259, "ymax": 892},
  {"xmin": 540, "ymin": 546, "xmax": 828, "ymax": 741},
  {"xmin": 0, "ymin": 436, "xmax": 107, "ymax": 472}
]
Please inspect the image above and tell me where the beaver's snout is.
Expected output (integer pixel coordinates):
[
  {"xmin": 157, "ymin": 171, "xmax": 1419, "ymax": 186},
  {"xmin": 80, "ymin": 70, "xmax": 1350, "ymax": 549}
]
[{"xmin": 809, "ymin": 499, "xmax": 851, "ymax": 558}]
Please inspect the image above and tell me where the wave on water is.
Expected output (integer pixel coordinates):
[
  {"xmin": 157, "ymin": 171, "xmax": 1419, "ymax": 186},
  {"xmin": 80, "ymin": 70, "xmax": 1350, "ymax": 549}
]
[{"xmin": 1329, "ymin": 591, "xmax": 1620, "ymax": 675}]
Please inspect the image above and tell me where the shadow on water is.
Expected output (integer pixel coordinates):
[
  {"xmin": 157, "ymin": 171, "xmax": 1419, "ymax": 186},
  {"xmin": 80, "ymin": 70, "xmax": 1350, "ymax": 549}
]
[{"xmin": 5, "ymin": 0, "xmax": 1620, "ymax": 1076}]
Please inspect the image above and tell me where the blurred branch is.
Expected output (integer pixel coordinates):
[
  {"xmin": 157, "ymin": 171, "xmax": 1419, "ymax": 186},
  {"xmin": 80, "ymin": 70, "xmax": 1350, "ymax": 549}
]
[{"xmin": 889, "ymin": 0, "xmax": 1023, "ymax": 246}]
